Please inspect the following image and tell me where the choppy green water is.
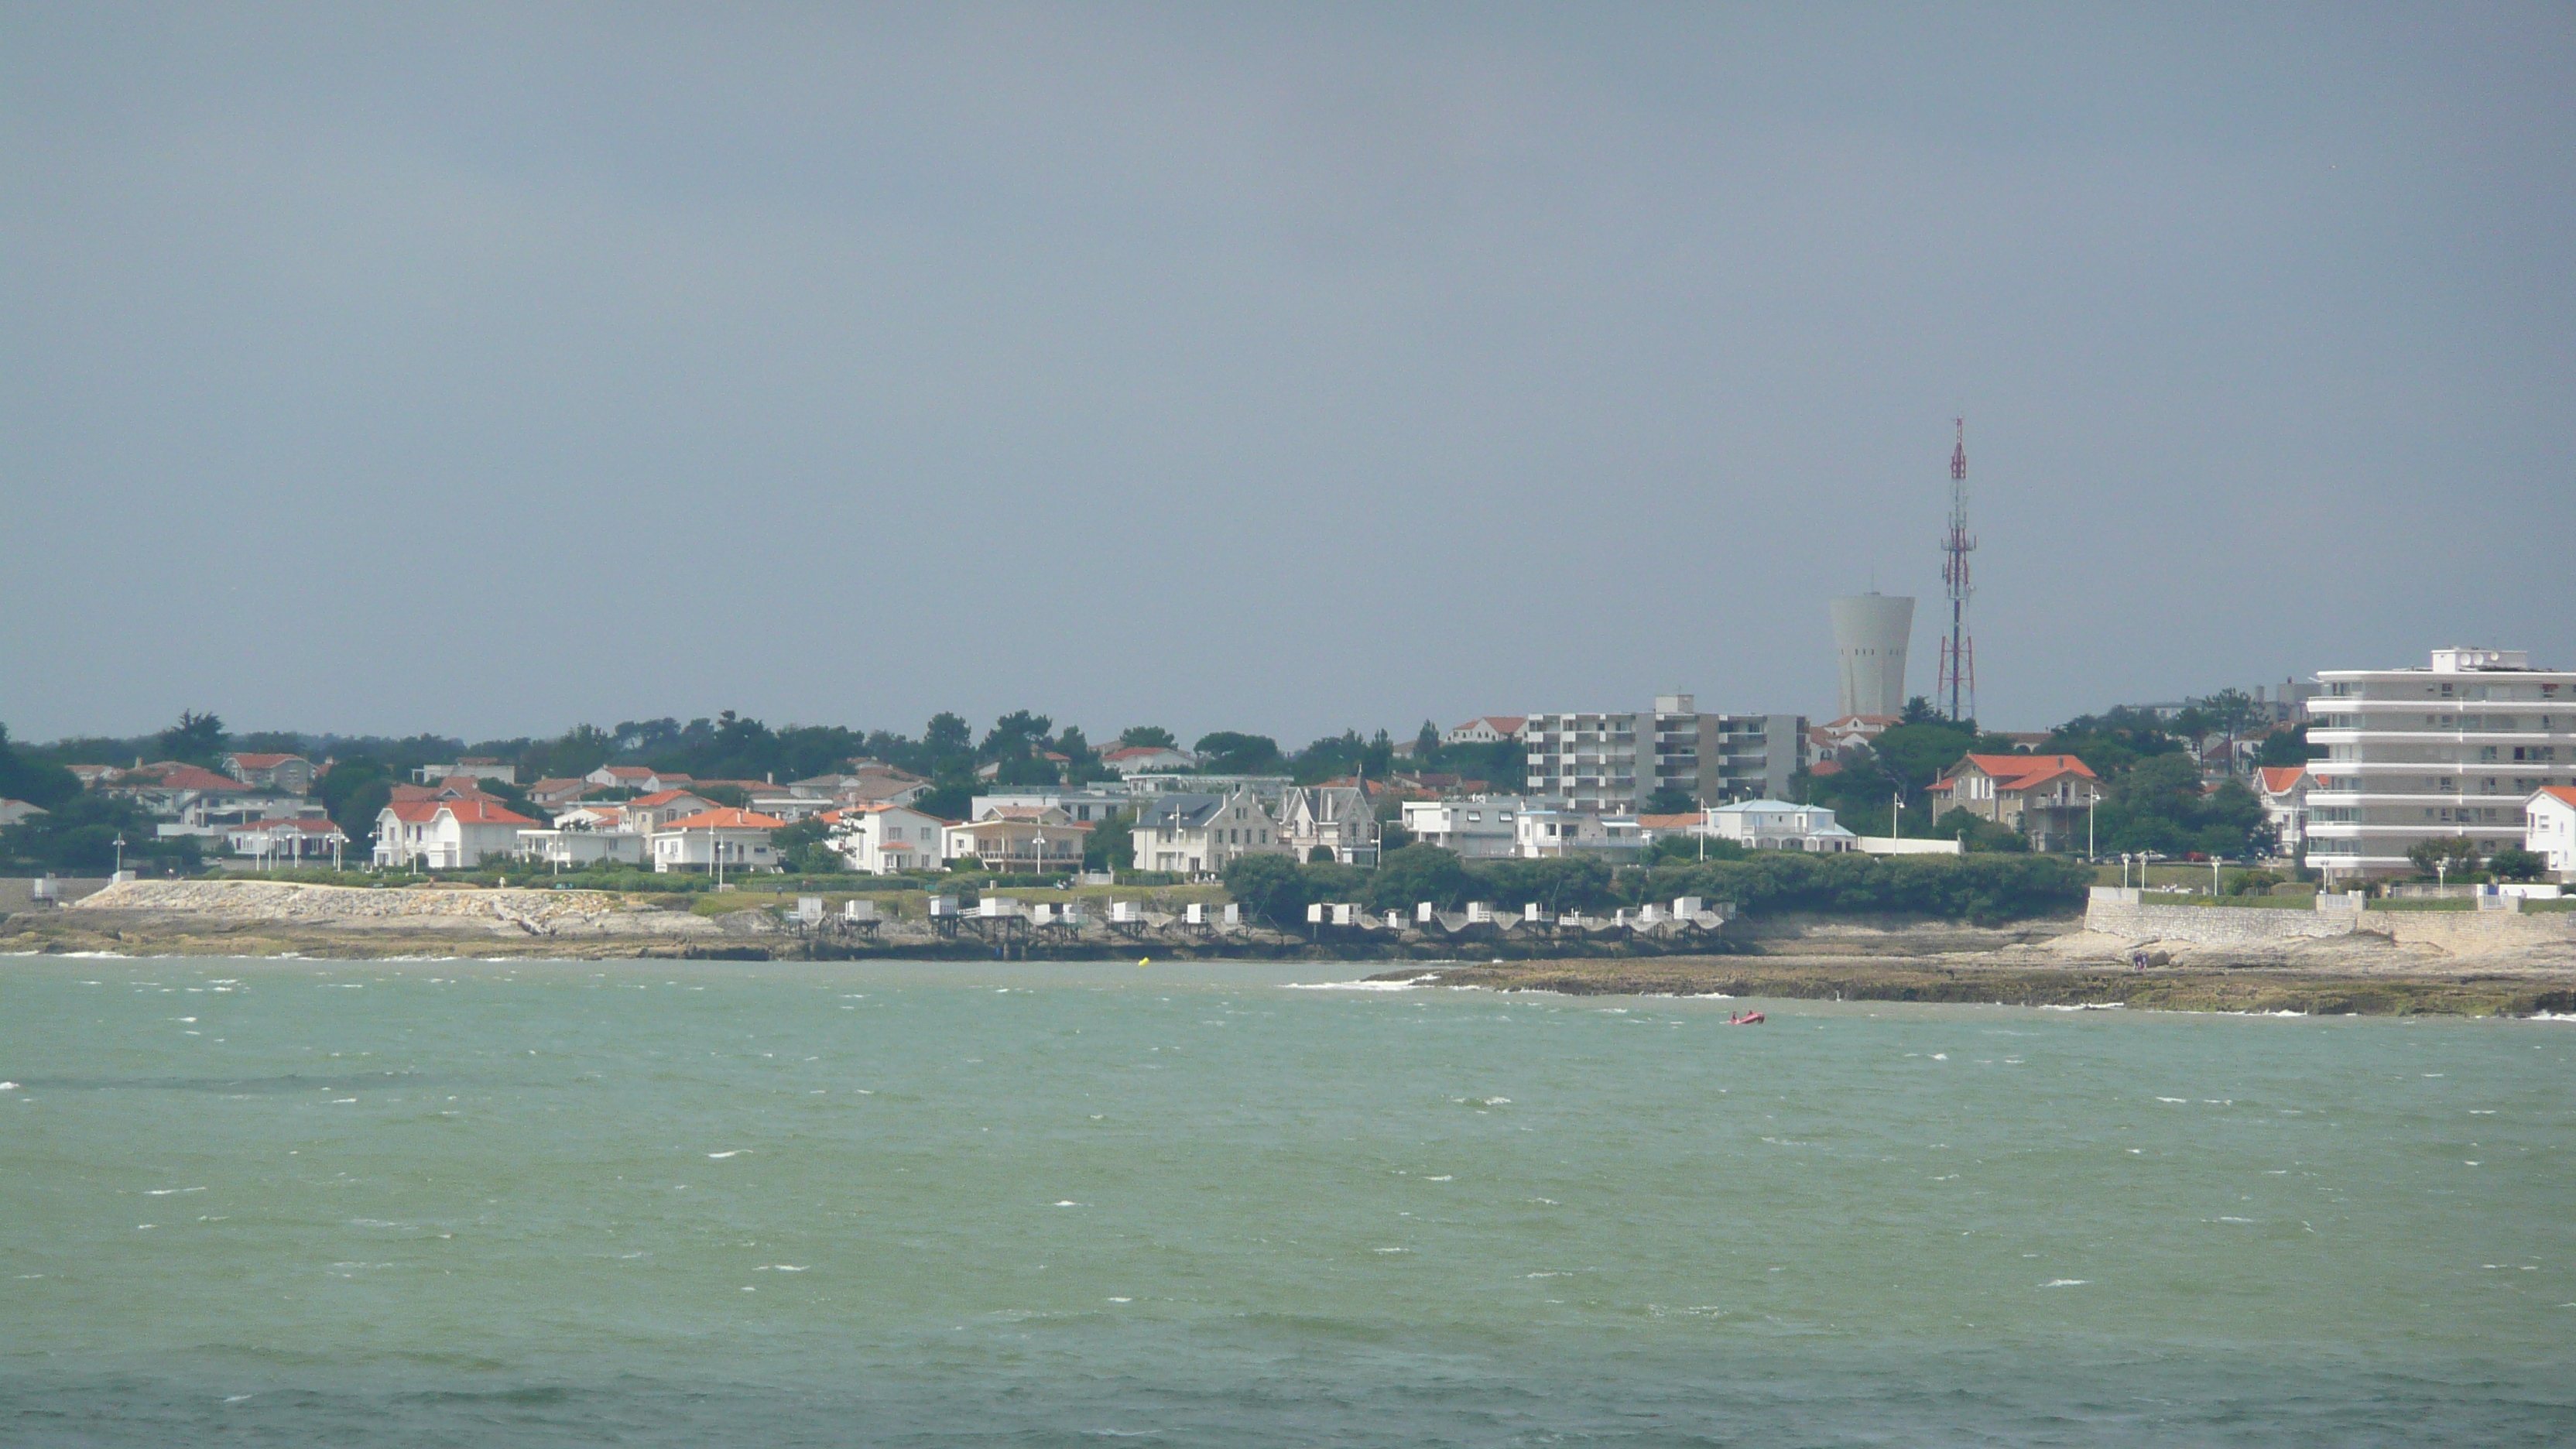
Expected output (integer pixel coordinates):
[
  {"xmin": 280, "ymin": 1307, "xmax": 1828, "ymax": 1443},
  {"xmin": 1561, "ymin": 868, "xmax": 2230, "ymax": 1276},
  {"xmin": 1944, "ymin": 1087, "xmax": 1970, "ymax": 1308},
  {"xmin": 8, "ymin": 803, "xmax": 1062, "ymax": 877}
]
[{"xmin": 2, "ymin": 956, "xmax": 2570, "ymax": 1445}]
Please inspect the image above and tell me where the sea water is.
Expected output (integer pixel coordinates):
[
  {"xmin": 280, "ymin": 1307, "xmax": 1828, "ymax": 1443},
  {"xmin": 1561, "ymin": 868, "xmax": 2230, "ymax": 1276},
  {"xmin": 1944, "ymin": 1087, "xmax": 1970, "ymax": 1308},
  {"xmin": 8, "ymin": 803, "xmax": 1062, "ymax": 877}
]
[{"xmin": 2, "ymin": 957, "xmax": 2568, "ymax": 1445}]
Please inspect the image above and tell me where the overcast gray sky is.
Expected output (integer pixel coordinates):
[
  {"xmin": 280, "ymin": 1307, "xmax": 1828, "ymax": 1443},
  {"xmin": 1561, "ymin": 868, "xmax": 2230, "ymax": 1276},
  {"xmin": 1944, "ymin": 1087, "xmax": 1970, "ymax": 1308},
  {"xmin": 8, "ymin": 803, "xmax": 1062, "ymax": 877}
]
[{"xmin": 5, "ymin": 4, "xmax": 2570, "ymax": 747}]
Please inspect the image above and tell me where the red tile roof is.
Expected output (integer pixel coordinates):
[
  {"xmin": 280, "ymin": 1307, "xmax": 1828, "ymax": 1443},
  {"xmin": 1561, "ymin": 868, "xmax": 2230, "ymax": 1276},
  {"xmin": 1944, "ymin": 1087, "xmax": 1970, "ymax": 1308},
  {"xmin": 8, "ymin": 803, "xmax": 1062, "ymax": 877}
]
[
  {"xmin": 225, "ymin": 753, "xmax": 307, "ymax": 769},
  {"xmin": 1955, "ymin": 753, "xmax": 2098, "ymax": 786},
  {"xmin": 630, "ymin": 790, "xmax": 711, "ymax": 807},
  {"xmin": 1637, "ymin": 813, "xmax": 1702, "ymax": 829},
  {"xmin": 662, "ymin": 808, "xmax": 787, "ymax": 831},
  {"xmin": 2537, "ymin": 786, "xmax": 2576, "ymax": 807},
  {"xmin": 2256, "ymin": 766, "xmax": 2307, "ymax": 794},
  {"xmin": 137, "ymin": 765, "xmax": 251, "ymax": 792}
]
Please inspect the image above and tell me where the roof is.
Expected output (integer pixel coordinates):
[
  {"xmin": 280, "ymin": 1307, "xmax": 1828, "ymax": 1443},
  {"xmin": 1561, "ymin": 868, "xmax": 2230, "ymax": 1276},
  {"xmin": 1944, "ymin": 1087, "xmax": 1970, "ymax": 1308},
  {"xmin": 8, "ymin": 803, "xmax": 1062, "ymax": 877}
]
[
  {"xmin": 2535, "ymin": 786, "xmax": 2576, "ymax": 808},
  {"xmin": 383, "ymin": 799, "xmax": 536, "ymax": 826},
  {"xmin": 1137, "ymin": 793, "xmax": 1230, "ymax": 829},
  {"xmin": 224, "ymin": 752, "xmax": 307, "ymax": 769},
  {"xmin": 133, "ymin": 765, "xmax": 250, "ymax": 792},
  {"xmin": 1636, "ymin": 813, "xmax": 1702, "ymax": 829},
  {"xmin": 529, "ymin": 777, "xmax": 591, "ymax": 792},
  {"xmin": 661, "ymin": 808, "xmax": 787, "ymax": 831},
  {"xmin": 230, "ymin": 817, "xmax": 348, "ymax": 836},
  {"xmin": 1952, "ymin": 753, "xmax": 2098, "ymax": 786},
  {"xmin": 630, "ymin": 789, "xmax": 710, "ymax": 807},
  {"xmin": 598, "ymin": 766, "xmax": 656, "ymax": 779},
  {"xmin": 1711, "ymin": 798, "xmax": 1822, "ymax": 814},
  {"xmin": 1103, "ymin": 745, "xmax": 1188, "ymax": 762},
  {"xmin": 2256, "ymin": 766, "xmax": 2307, "ymax": 794}
]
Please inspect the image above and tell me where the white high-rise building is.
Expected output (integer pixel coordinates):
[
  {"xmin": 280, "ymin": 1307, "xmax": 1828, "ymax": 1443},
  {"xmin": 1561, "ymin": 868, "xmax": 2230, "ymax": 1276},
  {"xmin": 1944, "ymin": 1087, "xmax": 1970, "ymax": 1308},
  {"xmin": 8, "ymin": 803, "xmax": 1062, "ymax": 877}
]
[
  {"xmin": 1830, "ymin": 594, "xmax": 1913, "ymax": 719},
  {"xmin": 2302, "ymin": 647, "xmax": 2576, "ymax": 882}
]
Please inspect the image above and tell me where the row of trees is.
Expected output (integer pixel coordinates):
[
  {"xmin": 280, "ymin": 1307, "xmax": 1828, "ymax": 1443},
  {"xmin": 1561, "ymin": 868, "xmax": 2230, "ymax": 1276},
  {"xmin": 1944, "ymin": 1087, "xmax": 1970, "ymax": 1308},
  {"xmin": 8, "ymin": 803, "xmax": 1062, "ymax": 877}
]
[
  {"xmin": 1223, "ymin": 844, "xmax": 2091, "ymax": 930},
  {"xmin": 1796, "ymin": 696, "xmax": 2293, "ymax": 858}
]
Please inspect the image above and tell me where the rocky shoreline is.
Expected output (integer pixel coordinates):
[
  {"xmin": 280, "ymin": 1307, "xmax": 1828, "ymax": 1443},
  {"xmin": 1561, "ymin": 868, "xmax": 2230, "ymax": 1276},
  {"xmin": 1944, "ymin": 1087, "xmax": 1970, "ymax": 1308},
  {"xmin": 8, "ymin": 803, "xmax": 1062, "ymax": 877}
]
[
  {"xmin": 9, "ymin": 879, "xmax": 2574, "ymax": 1016},
  {"xmin": 1361, "ymin": 957, "xmax": 2576, "ymax": 1017}
]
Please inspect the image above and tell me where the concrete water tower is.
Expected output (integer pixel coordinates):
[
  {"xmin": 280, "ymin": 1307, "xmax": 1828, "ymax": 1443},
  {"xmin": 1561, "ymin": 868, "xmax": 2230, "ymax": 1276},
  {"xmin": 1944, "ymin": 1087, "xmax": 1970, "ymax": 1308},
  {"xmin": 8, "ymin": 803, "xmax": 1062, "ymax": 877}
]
[{"xmin": 1830, "ymin": 594, "xmax": 1914, "ymax": 719}]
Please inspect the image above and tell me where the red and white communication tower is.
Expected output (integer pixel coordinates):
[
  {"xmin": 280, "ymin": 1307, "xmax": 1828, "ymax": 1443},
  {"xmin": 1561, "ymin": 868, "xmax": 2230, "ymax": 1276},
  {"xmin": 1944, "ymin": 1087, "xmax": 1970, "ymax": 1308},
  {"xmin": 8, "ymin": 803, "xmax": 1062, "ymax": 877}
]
[{"xmin": 1935, "ymin": 419, "xmax": 1977, "ymax": 723}]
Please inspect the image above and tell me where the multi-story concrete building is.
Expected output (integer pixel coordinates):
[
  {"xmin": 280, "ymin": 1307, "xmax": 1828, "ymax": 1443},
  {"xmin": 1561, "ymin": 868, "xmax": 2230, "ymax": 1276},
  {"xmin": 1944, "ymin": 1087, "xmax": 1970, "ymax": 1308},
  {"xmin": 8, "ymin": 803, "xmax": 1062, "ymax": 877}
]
[
  {"xmin": 1523, "ymin": 697, "xmax": 1807, "ymax": 813},
  {"xmin": 2301, "ymin": 648, "xmax": 2576, "ymax": 883}
]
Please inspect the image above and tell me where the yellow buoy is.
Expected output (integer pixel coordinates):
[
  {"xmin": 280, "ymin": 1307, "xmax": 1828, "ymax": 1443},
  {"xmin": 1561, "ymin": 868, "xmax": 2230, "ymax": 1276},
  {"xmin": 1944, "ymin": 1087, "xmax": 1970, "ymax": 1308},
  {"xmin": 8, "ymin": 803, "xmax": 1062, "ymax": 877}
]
[{"xmin": 1138, "ymin": 957, "xmax": 1150, "ymax": 967}]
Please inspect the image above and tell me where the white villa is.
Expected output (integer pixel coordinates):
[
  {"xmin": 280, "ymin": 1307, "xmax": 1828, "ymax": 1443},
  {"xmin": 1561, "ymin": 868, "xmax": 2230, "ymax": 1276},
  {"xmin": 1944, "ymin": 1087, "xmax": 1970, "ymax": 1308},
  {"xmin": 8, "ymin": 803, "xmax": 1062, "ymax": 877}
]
[
  {"xmin": 826, "ymin": 803, "xmax": 950, "ymax": 875},
  {"xmin": 375, "ymin": 799, "xmax": 542, "ymax": 869},
  {"xmin": 2527, "ymin": 786, "xmax": 2576, "ymax": 879},
  {"xmin": 1514, "ymin": 810, "xmax": 1646, "ymax": 860},
  {"xmin": 1277, "ymin": 785, "xmax": 1380, "ymax": 866},
  {"xmin": 939, "ymin": 807, "xmax": 1091, "ymax": 875},
  {"xmin": 1132, "ymin": 789, "xmax": 1290, "ymax": 875},
  {"xmin": 1704, "ymin": 799, "xmax": 1858, "ymax": 852},
  {"xmin": 1399, "ymin": 797, "xmax": 1526, "ymax": 859},
  {"xmin": 649, "ymin": 807, "xmax": 786, "ymax": 874}
]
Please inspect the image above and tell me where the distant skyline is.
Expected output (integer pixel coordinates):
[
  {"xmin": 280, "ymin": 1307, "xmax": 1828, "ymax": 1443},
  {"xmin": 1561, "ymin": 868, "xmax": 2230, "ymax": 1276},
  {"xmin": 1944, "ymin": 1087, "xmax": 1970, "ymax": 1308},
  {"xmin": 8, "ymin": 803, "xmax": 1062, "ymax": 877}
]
[{"xmin": 6, "ymin": 5, "xmax": 2570, "ymax": 744}]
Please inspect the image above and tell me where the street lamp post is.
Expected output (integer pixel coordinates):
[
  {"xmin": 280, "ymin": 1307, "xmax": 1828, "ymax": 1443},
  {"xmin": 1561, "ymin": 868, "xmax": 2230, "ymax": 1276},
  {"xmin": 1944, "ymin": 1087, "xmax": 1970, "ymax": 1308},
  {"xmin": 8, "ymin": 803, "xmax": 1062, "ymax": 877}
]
[{"xmin": 112, "ymin": 834, "xmax": 126, "ymax": 878}]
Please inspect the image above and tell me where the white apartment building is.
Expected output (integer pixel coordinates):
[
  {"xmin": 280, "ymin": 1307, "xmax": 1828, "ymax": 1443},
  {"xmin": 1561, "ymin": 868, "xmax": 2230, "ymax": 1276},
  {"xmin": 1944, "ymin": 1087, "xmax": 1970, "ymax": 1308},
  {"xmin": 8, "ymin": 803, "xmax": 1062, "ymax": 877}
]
[
  {"xmin": 2301, "ymin": 648, "xmax": 2576, "ymax": 882},
  {"xmin": 1523, "ymin": 697, "xmax": 1807, "ymax": 813},
  {"xmin": 1400, "ymin": 797, "xmax": 1527, "ymax": 859}
]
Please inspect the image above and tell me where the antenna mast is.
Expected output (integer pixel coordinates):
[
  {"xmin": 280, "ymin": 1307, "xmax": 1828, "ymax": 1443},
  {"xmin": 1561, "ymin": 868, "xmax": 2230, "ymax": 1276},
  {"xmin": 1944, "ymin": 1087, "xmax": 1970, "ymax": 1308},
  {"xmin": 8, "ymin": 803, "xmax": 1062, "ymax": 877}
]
[{"xmin": 1936, "ymin": 419, "xmax": 1977, "ymax": 723}]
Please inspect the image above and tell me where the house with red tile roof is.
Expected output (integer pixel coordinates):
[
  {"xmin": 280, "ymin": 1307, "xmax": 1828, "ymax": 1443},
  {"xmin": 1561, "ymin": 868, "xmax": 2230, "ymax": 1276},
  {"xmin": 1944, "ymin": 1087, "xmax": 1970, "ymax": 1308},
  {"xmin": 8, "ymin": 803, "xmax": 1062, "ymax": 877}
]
[
  {"xmin": 372, "ymin": 799, "xmax": 540, "ymax": 869},
  {"xmin": 584, "ymin": 766, "xmax": 696, "ymax": 794},
  {"xmin": 2525, "ymin": 785, "xmax": 2576, "ymax": 879},
  {"xmin": 2254, "ymin": 766, "xmax": 2311, "ymax": 859},
  {"xmin": 1442, "ymin": 717, "xmax": 1527, "ymax": 746},
  {"xmin": 650, "ymin": 808, "xmax": 789, "ymax": 874},
  {"xmin": 625, "ymin": 790, "xmax": 718, "ymax": 832},
  {"xmin": 1935, "ymin": 754, "xmax": 2104, "ymax": 851},
  {"xmin": 528, "ymin": 777, "xmax": 596, "ymax": 807},
  {"xmin": 822, "ymin": 803, "xmax": 951, "ymax": 875},
  {"xmin": 222, "ymin": 816, "xmax": 349, "ymax": 862}
]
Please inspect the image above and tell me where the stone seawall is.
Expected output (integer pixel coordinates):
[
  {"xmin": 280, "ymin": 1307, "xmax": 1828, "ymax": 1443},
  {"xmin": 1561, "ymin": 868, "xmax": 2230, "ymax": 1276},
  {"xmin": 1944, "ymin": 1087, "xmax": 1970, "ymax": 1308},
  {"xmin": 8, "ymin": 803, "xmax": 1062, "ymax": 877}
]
[
  {"xmin": 2082, "ymin": 887, "xmax": 2576, "ymax": 957},
  {"xmin": 2082, "ymin": 899, "xmax": 2355, "ymax": 944}
]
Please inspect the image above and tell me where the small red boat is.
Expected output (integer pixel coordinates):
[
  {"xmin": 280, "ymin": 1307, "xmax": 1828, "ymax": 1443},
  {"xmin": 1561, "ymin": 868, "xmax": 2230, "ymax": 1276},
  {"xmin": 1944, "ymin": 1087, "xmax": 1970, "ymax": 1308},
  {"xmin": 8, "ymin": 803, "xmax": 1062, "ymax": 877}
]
[{"xmin": 1725, "ymin": 1010, "xmax": 1766, "ymax": 1026}]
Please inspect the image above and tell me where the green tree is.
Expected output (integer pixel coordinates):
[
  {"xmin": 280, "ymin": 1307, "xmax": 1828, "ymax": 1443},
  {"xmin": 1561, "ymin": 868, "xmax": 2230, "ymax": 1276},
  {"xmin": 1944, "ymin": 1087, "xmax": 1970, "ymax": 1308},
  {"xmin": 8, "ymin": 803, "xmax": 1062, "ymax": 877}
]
[
  {"xmin": 0, "ymin": 724, "xmax": 80, "ymax": 808},
  {"xmin": 697, "ymin": 783, "xmax": 751, "ymax": 808},
  {"xmin": 158, "ymin": 710, "xmax": 226, "ymax": 766},
  {"xmin": 1932, "ymin": 807, "xmax": 2029, "ymax": 852},
  {"xmin": 2406, "ymin": 837, "xmax": 2482, "ymax": 879},
  {"xmin": 1642, "ymin": 785, "xmax": 1699, "ymax": 815},
  {"xmin": 1, "ymin": 792, "xmax": 201, "ymax": 873},
  {"xmin": 770, "ymin": 818, "xmax": 840, "ymax": 873},
  {"xmin": 2198, "ymin": 688, "xmax": 2266, "ymax": 776},
  {"xmin": 1084, "ymin": 810, "xmax": 1135, "ymax": 871},
  {"xmin": 2486, "ymin": 845, "xmax": 2547, "ymax": 882},
  {"xmin": 1194, "ymin": 731, "xmax": 1283, "ymax": 774},
  {"xmin": 1223, "ymin": 852, "xmax": 1314, "ymax": 927},
  {"xmin": 2256, "ymin": 724, "xmax": 2321, "ymax": 769},
  {"xmin": 1413, "ymin": 720, "xmax": 1441, "ymax": 760},
  {"xmin": 1363, "ymin": 844, "xmax": 1473, "ymax": 913},
  {"xmin": 1900, "ymin": 695, "xmax": 1941, "ymax": 725},
  {"xmin": 924, "ymin": 712, "xmax": 975, "ymax": 762},
  {"xmin": 1118, "ymin": 725, "xmax": 1177, "ymax": 751}
]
